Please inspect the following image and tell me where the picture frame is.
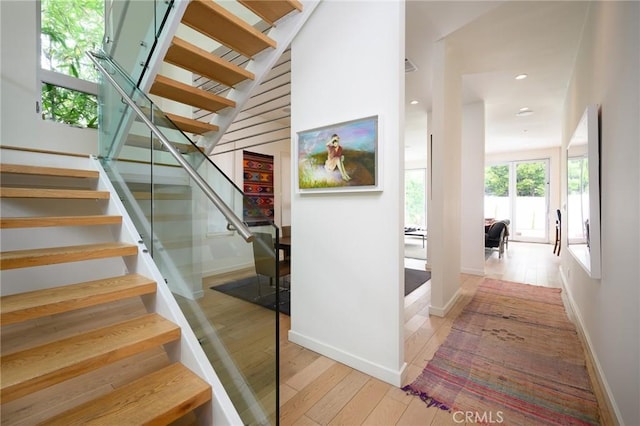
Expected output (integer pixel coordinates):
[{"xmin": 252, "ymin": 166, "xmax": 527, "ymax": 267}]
[{"xmin": 296, "ymin": 115, "xmax": 380, "ymax": 193}]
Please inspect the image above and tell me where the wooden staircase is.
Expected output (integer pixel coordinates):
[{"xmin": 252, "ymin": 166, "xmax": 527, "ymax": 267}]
[
  {"xmin": 0, "ymin": 162, "xmax": 212, "ymax": 424},
  {"xmin": 149, "ymin": 0, "xmax": 302, "ymax": 138}
]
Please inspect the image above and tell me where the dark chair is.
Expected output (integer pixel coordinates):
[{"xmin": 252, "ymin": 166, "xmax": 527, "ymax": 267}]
[
  {"xmin": 553, "ymin": 209, "xmax": 561, "ymax": 255},
  {"xmin": 485, "ymin": 221, "xmax": 508, "ymax": 258},
  {"xmin": 252, "ymin": 232, "xmax": 290, "ymax": 299}
]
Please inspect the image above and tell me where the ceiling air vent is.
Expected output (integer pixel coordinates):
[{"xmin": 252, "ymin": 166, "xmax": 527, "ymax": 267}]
[{"xmin": 405, "ymin": 58, "xmax": 417, "ymax": 73}]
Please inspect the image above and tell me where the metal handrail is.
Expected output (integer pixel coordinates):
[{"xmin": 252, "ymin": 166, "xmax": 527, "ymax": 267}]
[{"xmin": 87, "ymin": 51, "xmax": 254, "ymax": 243}]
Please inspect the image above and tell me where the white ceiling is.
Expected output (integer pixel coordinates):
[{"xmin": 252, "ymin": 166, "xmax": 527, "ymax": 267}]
[{"xmin": 404, "ymin": 1, "xmax": 590, "ymax": 160}]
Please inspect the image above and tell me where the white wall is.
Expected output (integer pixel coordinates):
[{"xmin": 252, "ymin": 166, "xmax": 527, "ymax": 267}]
[
  {"xmin": 289, "ymin": 1, "xmax": 406, "ymax": 386},
  {"xmin": 560, "ymin": 2, "xmax": 639, "ymax": 424},
  {"xmin": 0, "ymin": 1, "xmax": 99, "ymax": 154},
  {"xmin": 461, "ymin": 102, "xmax": 485, "ymax": 275}
]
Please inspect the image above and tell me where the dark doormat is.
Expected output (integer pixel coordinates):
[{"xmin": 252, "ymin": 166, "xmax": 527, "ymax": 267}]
[
  {"xmin": 211, "ymin": 268, "xmax": 431, "ymax": 315},
  {"xmin": 405, "ymin": 268, "xmax": 431, "ymax": 296},
  {"xmin": 211, "ymin": 276, "xmax": 290, "ymax": 316}
]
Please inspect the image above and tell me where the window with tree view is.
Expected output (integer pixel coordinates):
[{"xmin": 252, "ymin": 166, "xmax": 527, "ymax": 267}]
[
  {"xmin": 40, "ymin": 0, "xmax": 104, "ymax": 128},
  {"xmin": 485, "ymin": 160, "xmax": 548, "ymax": 241},
  {"xmin": 405, "ymin": 169, "xmax": 426, "ymax": 228}
]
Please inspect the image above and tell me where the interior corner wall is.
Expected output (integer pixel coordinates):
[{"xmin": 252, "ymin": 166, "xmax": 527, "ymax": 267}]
[
  {"xmin": 0, "ymin": 1, "xmax": 98, "ymax": 154},
  {"xmin": 561, "ymin": 2, "xmax": 639, "ymax": 424},
  {"xmin": 461, "ymin": 102, "xmax": 485, "ymax": 276},
  {"xmin": 289, "ymin": 1, "xmax": 406, "ymax": 386}
]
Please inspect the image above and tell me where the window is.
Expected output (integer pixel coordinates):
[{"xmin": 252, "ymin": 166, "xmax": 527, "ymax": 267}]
[
  {"xmin": 39, "ymin": 0, "xmax": 104, "ymax": 128},
  {"xmin": 405, "ymin": 168, "xmax": 426, "ymax": 228},
  {"xmin": 485, "ymin": 160, "xmax": 549, "ymax": 241},
  {"xmin": 567, "ymin": 156, "xmax": 589, "ymax": 243}
]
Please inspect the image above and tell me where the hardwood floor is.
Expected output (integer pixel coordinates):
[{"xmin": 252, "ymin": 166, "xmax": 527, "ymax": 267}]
[{"xmin": 279, "ymin": 242, "xmax": 614, "ymax": 426}]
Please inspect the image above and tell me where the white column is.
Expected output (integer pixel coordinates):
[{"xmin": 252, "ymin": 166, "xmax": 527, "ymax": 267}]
[
  {"xmin": 289, "ymin": 0, "xmax": 406, "ymax": 386},
  {"xmin": 429, "ymin": 40, "xmax": 462, "ymax": 316},
  {"xmin": 461, "ymin": 102, "xmax": 486, "ymax": 275}
]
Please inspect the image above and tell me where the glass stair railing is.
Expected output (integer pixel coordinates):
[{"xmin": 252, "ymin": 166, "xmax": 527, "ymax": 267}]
[
  {"xmin": 103, "ymin": 0, "xmax": 174, "ymax": 86},
  {"xmin": 88, "ymin": 51, "xmax": 285, "ymax": 426}
]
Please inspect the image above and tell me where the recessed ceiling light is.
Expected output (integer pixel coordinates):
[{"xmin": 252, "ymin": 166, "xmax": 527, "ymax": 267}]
[
  {"xmin": 515, "ymin": 73, "xmax": 528, "ymax": 80},
  {"xmin": 516, "ymin": 108, "xmax": 534, "ymax": 117},
  {"xmin": 410, "ymin": 100, "xmax": 419, "ymax": 105}
]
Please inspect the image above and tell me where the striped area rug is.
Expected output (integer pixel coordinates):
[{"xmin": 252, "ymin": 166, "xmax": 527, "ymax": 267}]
[{"xmin": 403, "ymin": 278, "xmax": 600, "ymax": 425}]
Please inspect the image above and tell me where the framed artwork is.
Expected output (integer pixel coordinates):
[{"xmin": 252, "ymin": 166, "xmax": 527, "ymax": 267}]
[{"xmin": 296, "ymin": 115, "xmax": 380, "ymax": 193}]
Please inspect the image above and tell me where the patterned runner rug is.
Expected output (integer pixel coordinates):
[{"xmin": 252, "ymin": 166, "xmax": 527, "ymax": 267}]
[{"xmin": 403, "ymin": 278, "xmax": 600, "ymax": 425}]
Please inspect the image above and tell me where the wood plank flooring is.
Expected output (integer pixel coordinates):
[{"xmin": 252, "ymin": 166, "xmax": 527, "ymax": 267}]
[
  {"xmin": 278, "ymin": 242, "xmax": 614, "ymax": 426},
  {"xmin": 6, "ymin": 242, "xmax": 610, "ymax": 424}
]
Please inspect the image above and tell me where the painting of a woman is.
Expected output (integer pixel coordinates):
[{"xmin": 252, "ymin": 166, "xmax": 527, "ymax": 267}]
[{"xmin": 324, "ymin": 134, "xmax": 351, "ymax": 181}]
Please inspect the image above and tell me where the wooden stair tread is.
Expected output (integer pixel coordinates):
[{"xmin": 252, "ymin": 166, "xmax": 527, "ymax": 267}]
[
  {"xmin": 0, "ymin": 313, "xmax": 181, "ymax": 402},
  {"xmin": 166, "ymin": 37, "xmax": 254, "ymax": 87},
  {"xmin": 0, "ymin": 274, "xmax": 156, "ymax": 326},
  {"xmin": 182, "ymin": 0, "xmax": 276, "ymax": 58},
  {"xmin": 0, "ymin": 242, "xmax": 138, "ymax": 270},
  {"xmin": 0, "ymin": 187, "xmax": 110, "ymax": 199},
  {"xmin": 124, "ymin": 133, "xmax": 199, "ymax": 154},
  {"xmin": 0, "ymin": 215, "xmax": 122, "ymax": 229},
  {"xmin": 0, "ymin": 164, "xmax": 98, "ymax": 179},
  {"xmin": 151, "ymin": 75, "xmax": 236, "ymax": 113},
  {"xmin": 165, "ymin": 112, "xmax": 220, "ymax": 135},
  {"xmin": 135, "ymin": 105, "xmax": 218, "ymax": 138},
  {"xmin": 238, "ymin": 0, "xmax": 303, "ymax": 25},
  {"xmin": 44, "ymin": 363, "xmax": 211, "ymax": 425}
]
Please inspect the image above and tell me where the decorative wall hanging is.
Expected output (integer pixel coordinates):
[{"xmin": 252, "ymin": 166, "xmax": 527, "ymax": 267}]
[
  {"xmin": 243, "ymin": 151, "xmax": 274, "ymax": 223},
  {"xmin": 296, "ymin": 115, "xmax": 380, "ymax": 193}
]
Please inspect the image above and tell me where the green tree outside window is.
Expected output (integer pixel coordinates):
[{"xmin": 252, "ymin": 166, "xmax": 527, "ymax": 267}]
[{"xmin": 40, "ymin": 0, "xmax": 104, "ymax": 128}]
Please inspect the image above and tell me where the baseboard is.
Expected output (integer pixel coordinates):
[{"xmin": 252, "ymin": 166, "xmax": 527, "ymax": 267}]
[
  {"xmin": 202, "ymin": 261, "xmax": 254, "ymax": 277},
  {"xmin": 461, "ymin": 267, "xmax": 484, "ymax": 276},
  {"xmin": 559, "ymin": 266, "xmax": 623, "ymax": 424},
  {"xmin": 428, "ymin": 287, "xmax": 461, "ymax": 317},
  {"xmin": 288, "ymin": 330, "xmax": 407, "ymax": 387}
]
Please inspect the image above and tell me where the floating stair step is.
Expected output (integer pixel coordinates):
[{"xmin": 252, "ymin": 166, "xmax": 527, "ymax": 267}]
[
  {"xmin": 0, "ymin": 242, "xmax": 138, "ymax": 270},
  {"xmin": 0, "ymin": 274, "xmax": 156, "ymax": 326},
  {"xmin": 182, "ymin": 0, "xmax": 276, "ymax": 58},
  {"xmin": 44, "ymin": 363, "xmax": 211, "ymax": 425},
  {"xmin": 124, "ymin": 133, "xmax": 199, "ymax": 154},
  {"xmin": 238, "ymin": 0, "xmax": 303, "ymax": 25},
  {"xmin": 135, "ymin": 106, "xmax": 219, "ymax": 137},
  {"xmin": 0, "ymin": 188, "xmax": 110, "ymax": 199},
  {"xmin": 0, "ymin": 215, "xmax": 122, "ymax": 229},
  {"xmin": 166, "ymin": 37, "xmax": 255, "ymax": 87},
  {"xmin": 151, "ymin": 75, "xmax": 236, "ymax": 113},
  {"xmin": 0, "ymin": 313, "xmax": 181, "ymax": 403},
  {"xmin": 165, "ymin": 112, "xmax": 220, "ymax": 135},
  {"xmin": 0, "ymin": 164, "xmax": 98, "ymax": 179}
]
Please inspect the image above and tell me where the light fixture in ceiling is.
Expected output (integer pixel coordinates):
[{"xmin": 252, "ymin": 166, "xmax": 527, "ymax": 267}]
[
  {"xmin": 410, "ymin": 100, "xmax": 419, "ymax": 105},
  {"xmin": 516, "ymin": 107, "xmax": 534, "ymax": 117},
  {"xmin": 405, "ymin": 58, "xmax": 418, "ymax": 73},
  {"xmin": 515, "ymin": 73, "xmax": 528, "ymax": 80}
]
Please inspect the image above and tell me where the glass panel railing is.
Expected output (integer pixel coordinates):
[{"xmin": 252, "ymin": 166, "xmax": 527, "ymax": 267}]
[
  {"xmin": 103, "ymin": 0, "xmax": 173, "ymax": 85},
  {"xmin": 90, "ymin": 51, "xmax": 283, "ymax": 425}
]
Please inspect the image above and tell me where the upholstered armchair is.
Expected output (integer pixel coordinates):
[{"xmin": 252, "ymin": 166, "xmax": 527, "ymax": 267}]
[{"xmin": 485, "ymin": 221, "xmax": 508, "ymax": 258}]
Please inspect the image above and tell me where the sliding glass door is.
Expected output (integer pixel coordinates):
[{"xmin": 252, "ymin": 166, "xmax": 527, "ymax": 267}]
[{"xmin": 485, "ymin": 160, "xmax": 549, "ymax": 242}]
